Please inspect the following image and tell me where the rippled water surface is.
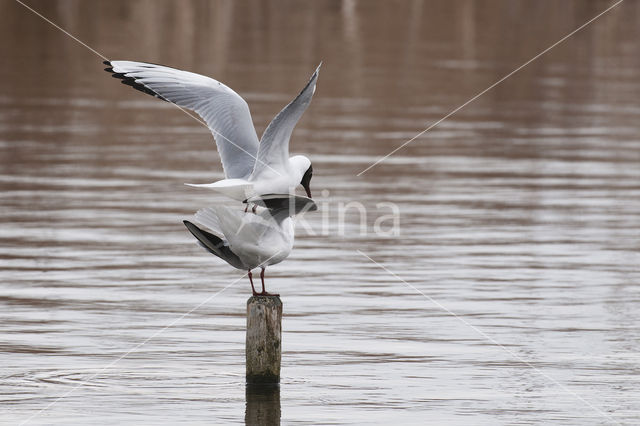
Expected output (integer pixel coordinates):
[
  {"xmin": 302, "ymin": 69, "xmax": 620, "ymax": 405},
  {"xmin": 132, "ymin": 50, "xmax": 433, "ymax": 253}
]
[{"xmin": 1, "ymin": 0, "xmax": 639, "ymax": 424}]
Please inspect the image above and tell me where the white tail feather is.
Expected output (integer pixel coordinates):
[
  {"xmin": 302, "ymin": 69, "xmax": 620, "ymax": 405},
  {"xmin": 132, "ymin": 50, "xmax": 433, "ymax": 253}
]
[{"xmin": 184, "ymin": 179, "xmax": 254, "ymax": 201}]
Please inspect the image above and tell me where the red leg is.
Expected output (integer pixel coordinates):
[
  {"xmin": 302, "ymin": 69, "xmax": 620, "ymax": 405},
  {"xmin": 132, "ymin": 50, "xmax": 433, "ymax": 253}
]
[
  {"xmin": 244, "ymin": 205, "xmax": 248, "ymax": 213},
  {"xmin": 248, "ymin": 270, "xmax": 257, "ymax": 296},
  {"xmin": 259, "ymin": 267, "xmax": 279, "ymax": 296}
]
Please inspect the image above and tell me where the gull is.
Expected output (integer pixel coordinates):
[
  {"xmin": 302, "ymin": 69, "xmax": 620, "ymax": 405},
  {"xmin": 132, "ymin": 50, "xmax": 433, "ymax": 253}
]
[
  {"xmin": 183, "ymin": 196, "xmax": 317, "ymax": 296},
  {"xmin": 104, "ymin": 60, "xmax": 319, "ymax": 201}
]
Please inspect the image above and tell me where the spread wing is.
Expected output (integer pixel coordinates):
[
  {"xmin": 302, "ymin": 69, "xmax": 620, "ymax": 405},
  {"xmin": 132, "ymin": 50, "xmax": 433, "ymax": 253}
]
[
  {"xmin": 105, "ymin": 60, "xmax": 259, "ymax": 179},
  {"xmin": 183, "ymin": 220, "xmax": 245, "ymax": 270},
  {"xmin": 251, "ymin": 63, "xmax": 321, "ymax": 179}
]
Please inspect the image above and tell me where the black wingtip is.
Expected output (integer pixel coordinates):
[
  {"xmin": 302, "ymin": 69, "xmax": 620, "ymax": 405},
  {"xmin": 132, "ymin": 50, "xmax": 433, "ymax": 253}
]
[{"xmin": 103, "ymin": 61, "xmax": 169, "ymax": 102}]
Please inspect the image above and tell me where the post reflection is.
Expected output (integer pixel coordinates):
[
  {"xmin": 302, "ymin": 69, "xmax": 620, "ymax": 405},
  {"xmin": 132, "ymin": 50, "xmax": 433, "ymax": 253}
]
[{"xmin": 245, "ymin": 384, "xmax": 281, "ymax": 426}]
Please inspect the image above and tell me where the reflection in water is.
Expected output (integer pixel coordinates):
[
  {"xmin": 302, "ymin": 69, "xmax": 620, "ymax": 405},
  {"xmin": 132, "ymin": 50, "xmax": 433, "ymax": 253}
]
[
  {"xmin": 1, "ymin": 0, "xmax": 640, "ymax": 424},
  {"xmin": 245, "ymin": 384, "xmax": 281, "ymax": 426}
]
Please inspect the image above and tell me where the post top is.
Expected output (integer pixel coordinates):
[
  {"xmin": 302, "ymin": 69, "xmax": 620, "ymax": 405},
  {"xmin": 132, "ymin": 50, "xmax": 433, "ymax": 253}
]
[{"xmin": 247, "ymin": 295, "xmax": 282, "ymax": 307}]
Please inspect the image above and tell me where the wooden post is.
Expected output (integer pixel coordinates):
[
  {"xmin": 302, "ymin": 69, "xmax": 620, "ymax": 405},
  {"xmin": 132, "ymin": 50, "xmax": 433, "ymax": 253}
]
[{"xmin": 246, "ymin": 296, "xmax": 282, "ymax": 384}]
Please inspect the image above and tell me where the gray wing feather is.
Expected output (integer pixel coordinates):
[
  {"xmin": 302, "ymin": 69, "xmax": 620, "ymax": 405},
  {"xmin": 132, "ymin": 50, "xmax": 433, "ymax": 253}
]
[
  {"xmin": 251, "ymin": 63, "xmax": 321, "ymax": 178},
  {"xmin": 194, "ymin": 207, "xmax": 223, "ymax": 235},
  {"xmin": 183, "ymin": 220, "xmax": 245, "ymax": 270},
  {"xmin": 106, "ymin": 61, "xmax": 259, "ymax": 179}
]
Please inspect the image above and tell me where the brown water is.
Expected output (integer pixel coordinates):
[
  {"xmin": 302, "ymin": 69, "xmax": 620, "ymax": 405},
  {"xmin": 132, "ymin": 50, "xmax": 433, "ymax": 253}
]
[{"xmin": 1, "ymin": 0, "xmax": 639, "ymax": 424}]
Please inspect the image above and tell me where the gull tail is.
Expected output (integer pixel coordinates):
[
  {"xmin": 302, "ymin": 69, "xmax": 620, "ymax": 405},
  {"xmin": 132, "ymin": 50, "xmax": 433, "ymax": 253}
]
[{"xmin": 184, "ymin": 178, "xmax": 254, "ymax": 201}]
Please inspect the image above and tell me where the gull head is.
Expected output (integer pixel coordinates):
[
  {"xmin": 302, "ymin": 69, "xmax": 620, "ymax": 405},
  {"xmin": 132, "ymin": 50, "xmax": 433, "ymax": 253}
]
[{"xmin": 290, "ymin": 155, "xmax": 313, "ymax": 198}]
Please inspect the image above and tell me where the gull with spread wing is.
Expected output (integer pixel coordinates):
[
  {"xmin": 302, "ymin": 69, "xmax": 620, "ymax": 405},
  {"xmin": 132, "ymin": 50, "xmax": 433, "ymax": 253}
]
[{"xmin": 104, "ymin": 61, "xmax": 318, "ymax": 201}]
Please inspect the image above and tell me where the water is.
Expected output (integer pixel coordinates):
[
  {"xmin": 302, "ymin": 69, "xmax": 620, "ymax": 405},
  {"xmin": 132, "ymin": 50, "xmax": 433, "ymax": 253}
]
[{"xmin": 1, "ymin": 0, "xmax": 639, "ymax": 424}]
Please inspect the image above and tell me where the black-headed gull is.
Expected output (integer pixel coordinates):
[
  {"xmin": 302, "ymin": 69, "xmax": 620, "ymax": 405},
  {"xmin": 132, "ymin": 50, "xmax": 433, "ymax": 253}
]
[
  {"xmin": 104, "ymin": 60, "xmax": 319, "ymax": 201},
  {"xmin": 183, "ymin": 195, "xmax": 317, "ymax": 296}
]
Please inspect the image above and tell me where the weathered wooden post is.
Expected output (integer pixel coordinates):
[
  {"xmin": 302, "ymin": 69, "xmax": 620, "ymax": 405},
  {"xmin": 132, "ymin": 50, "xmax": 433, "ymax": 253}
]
[{"xmin": 246, "ymin": 295, "xmax": 282, "ymax": 384}]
